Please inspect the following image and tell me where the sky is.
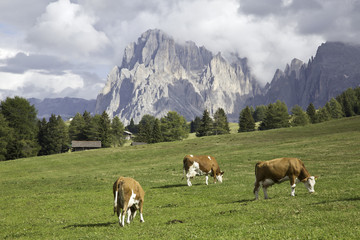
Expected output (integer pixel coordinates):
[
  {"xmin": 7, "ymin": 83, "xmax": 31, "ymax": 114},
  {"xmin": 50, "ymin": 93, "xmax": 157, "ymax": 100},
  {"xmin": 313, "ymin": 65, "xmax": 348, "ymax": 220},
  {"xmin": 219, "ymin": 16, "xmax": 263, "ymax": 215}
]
[{"xmin": 1, "ymin": 0, "xmax": 359, "ymax": 100}]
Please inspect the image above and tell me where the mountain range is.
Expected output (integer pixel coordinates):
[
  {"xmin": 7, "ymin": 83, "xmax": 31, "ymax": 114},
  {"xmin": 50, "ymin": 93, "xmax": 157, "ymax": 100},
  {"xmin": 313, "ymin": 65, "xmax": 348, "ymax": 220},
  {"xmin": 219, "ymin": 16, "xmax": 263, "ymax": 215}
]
[{"xmin": 29, "ymin": 29, "xmax": 360, "ymax": 123}]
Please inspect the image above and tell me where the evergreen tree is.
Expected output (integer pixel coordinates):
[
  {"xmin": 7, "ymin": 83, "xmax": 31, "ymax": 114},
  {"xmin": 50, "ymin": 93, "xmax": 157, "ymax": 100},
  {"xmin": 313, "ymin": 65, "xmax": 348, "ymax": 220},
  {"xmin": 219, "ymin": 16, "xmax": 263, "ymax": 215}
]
[
  {"xmin": 126, "ymin": 118, "xmax": 138, "ymax": 134},
  {"xmin": 82, "ymin": 111, "xmax": 94, "ymax": 140},
  {"xmin": 317, "ymin": 107, "xmax": 331, "ymax": 123},
  {"xmin": 238, "ymin": 106, "xmax": 255, "ymax": 132},
  {"xmin": 161, "ymin": 111, "xmax": 188, "ymax": 141},
  {"xmin": 260, "ymin": 101, "xmax": 290, "ymax": 130},
  {"xmin": 69, "ymin": 113, "xmax": 85, "ymax": 140},
  {"xmin": 306, "ymin": 103, "xmax": 318, "ymax": 124},
  {"xmin": 0, "ymin": 113, "xmax": 13, "ymax": 161},
  {"xmin": 213, "ymin": 108, "xmax": 230, "ymax": 135},
  {"xmin": 328, "ymin": 98, "xmax": 344, "ymax": 119},
  {"xmin": 111, "ymin": 116, "xmax": 125, "ymax": 147},
  {"xmin": 151, "ymin": 118, "xmax": 163, "ymax": 143},
  {"xmin": 37, "ymin": 118, "xmax": 48, "ymax": 156},
  {"xmin": 196, "ymin": 109, "xmax": 213, "ymax": 137},
  {"xmin": 0, "ymin": 96, "xmax": 39, "ymax": 159},
  {"xmin": 135, "ymin": 115, "xmax": 156, "ymax": 143},
  {"xmin": 190, "ymin": 116, "xmax": 202, "ymax": 133},
  {"xmin": 253, "ymin": 105, "xmax": 267, "ymax": 122},
  {"xmin": 98, "ymin": 111, "xmax": 112, "ymax": 147},
  {"xmin": 291, "ymin": 105, "xmax": 309, "ymax": 127},
  {"xmin": 57, "ymin": 116, "xmax": 69, "ymax": 153}
]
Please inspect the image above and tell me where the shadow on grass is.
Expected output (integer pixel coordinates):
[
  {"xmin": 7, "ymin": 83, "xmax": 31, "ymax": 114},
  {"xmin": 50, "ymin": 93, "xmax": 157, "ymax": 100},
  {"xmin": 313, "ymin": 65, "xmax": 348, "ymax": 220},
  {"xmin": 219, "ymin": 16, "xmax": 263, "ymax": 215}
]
[
  {"xmin": 311, "ymin": 197, "xmax": 360, "ymax": 205},
  {"xmin": 151, "ymin": 183, "xmax": 201, "ymax": 189},
  {"xmin": 63, "ymin": 222, "xmax": 116, "ymax": 229}
]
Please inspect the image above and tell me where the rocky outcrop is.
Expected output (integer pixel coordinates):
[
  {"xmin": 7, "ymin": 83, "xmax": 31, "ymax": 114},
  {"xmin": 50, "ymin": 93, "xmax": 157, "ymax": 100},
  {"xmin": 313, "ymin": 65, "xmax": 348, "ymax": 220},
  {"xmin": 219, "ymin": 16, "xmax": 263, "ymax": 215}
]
[
  {"xmin": 252, "ymin": 42, "xmax": 360, "ymax": 110},
  {"xmin": 95, "ymin": 29, "xmax": 262, "ymax": 124}
]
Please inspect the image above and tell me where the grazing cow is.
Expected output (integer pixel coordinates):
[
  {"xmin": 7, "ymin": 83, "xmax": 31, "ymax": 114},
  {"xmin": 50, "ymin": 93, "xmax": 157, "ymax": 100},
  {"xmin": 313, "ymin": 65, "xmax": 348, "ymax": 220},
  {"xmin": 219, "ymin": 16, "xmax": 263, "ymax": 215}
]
[
  {"xmin": 254, "ymin": 157, "xmax": 317, "ymax": 200},
  {"xmin": 183, "ymin": 155, "xmax": 224, "ymax": 186},
  {"xmin": 113, "ymin": 177, "xmax": 145, "ymax": 227}
]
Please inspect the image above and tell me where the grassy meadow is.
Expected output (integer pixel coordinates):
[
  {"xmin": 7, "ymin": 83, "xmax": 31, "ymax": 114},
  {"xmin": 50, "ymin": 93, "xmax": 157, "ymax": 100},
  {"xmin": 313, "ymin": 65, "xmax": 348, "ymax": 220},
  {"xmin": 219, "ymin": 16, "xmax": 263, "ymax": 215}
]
[{"xmin": 1, "ymin": 116, "xmax": 360, "ymax": 239}]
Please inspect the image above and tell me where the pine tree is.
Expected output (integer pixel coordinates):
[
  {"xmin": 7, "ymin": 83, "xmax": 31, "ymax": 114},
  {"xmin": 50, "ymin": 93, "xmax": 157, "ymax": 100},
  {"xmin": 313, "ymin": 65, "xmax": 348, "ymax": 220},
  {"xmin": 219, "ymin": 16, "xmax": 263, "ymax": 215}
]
[
  {"xmin": 98, "ymin": 111, "xmax": 112, "ymax": 147},
  {"xmin": 260, "ymin": 101, "xmax": 290, "ymax": 130},
  {"xmin": 190, "ymin": 116, "xmax": 202, "ymax": 133},
  {"xmin": 69, "ymin": 113, "xmax": 85, "ymax": 140},
  {"xmin": 0, "ymin": 97, "xmax": 39, "ymax": 159},
  {"xmin": 239, "ymin": 106, "xmax": 255, "ymax": 132},
  {"xmin": 291, "ymin": 105, "xmax": 309, "ymax": 127},
  {"xmin": 135, "ymin": 115, "xmax": 156, "ymax": 143},
  {"xmin": 213, "ymin": 108, "xmax": 230, "ymax": 135},
  {"xmin": 0, "ymin": 113, "xmax": 13, "ymax": 161},
  {"xmin": 253, "ymin": 105, "xmax": 267, "ymax": 122},
  {"xmin": 317, "ymin": 107, "xmax": 331, "ymax": 123},
  {"xmin": 151, "ymin": 118, "xmax": 163, "ymax": 143},
  {"xmin": 126, "ymin": 118, "xmax": 138, "ymax": 134},
  {"xmin": 196, "ymin": 109, "xmax": 213, "ymax": 137},
  {"xmin": 111, "ymin": 116, "xmax": 125, "ymax": 147},
  {"xmin": 160, "ymin": 111, "xmax": 188, "ymax": 141},
  {"xmin": 306, "ymin": 103, "xmax": 318, "ymax": 124},
  {"xmin": 328, "ymin": 98, "xmax": 344, "ymax": 119}
]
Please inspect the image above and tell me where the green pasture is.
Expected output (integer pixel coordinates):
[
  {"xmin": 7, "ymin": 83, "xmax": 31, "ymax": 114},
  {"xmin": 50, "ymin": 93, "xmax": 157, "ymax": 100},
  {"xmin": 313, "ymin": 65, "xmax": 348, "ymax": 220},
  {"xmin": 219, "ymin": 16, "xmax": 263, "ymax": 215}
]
[{"xmin": 1, "ymin": 116, "xmax": 360, "ymax": 239}]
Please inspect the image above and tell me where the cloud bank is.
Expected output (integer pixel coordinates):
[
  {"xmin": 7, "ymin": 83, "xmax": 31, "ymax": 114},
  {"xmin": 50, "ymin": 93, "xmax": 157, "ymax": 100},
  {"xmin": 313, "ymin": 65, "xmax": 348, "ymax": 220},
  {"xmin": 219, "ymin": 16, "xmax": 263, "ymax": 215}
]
[{"xmin": 1, "ymin": 0, "xmax": 359, "ymax": 100}]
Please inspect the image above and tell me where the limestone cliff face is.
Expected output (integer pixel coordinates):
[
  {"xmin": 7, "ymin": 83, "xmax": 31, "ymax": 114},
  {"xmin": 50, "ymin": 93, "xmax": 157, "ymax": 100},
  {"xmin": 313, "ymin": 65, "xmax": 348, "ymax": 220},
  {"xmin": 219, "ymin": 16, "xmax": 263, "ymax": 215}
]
[
  {"xmin": 95, "ymin": 29, "xmax": 261, "ymax": 124},
  {"xmin": 252, "ymin": 42, "xmax": 360, "ymax": 110}
]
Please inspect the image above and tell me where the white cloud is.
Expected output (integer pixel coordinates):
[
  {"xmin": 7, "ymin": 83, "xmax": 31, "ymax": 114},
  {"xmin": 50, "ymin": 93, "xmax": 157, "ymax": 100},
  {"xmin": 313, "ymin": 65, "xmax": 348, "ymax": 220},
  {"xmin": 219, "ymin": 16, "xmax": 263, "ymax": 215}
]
[{"xmin": 26, "ymin": 0, "xmax": 110, "ymax": 59}]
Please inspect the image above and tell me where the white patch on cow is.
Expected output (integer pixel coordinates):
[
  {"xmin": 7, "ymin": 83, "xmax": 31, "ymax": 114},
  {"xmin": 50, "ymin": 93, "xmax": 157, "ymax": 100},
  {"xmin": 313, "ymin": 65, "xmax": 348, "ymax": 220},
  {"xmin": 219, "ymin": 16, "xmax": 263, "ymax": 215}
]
[
  {"xmin": 216, "ymin": 174, "xmax": 223, "ymax": 183},
  {"xmin": 140, "ymin": 213, "xmax": 144, "ymax": 222},
  {"xmin": 186, "ymin": 161, "xmax": 202, "ymax": 186},
  {"xmin": 114, "ymin": 190, "xmax": 118, "ymax": 208},
  {"xmin": 208, "ymin": 156, "xmax": 211, "ymax": 160},
  {"xmin": 262, "ymin": 178, "xmax": 274, "ymax": 187},
  {"xmin": 190, "ymin": 154, "xmax": 193, "ymax": 157},
  {"xmin": 126, "ymin": 208, "xmax": 132, "ymax": 224},
  {"xmin": 304, "ymin": 176, "xmax": 316, "ymax": 193},
  {"xmin": 205, "ymin": 175, "xmax": 209, "ymax": 185}
]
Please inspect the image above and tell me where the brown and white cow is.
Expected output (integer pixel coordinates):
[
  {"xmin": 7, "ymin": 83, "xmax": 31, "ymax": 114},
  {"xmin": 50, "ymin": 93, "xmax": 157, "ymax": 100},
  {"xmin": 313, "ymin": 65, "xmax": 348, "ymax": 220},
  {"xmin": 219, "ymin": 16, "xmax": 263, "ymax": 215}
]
[
  {"xmin": 254, "ymin": 157, "xmax": 317, "ymax": 200},
  {"xmin": 183, "ymin": 155, "xmax": 224, "ymax": 186},
  {"xmin": 113, "ymin": 177, "xmax": 145, "ymax": 227}
]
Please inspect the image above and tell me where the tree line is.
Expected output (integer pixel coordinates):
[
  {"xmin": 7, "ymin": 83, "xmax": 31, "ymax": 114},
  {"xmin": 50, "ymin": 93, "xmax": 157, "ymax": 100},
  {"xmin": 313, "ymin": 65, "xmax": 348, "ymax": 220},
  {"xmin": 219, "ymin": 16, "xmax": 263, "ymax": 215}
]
[
  {"xmin": 0, "ymin": 96, "xmax": 126, "ymax": 160},
  {"xmin": 238, "ymin": 87, "xmax": 360, "ymax": 132},
  {"xmin": 1, "ymin": 87, "xmax": 359, "ymax": 161}
]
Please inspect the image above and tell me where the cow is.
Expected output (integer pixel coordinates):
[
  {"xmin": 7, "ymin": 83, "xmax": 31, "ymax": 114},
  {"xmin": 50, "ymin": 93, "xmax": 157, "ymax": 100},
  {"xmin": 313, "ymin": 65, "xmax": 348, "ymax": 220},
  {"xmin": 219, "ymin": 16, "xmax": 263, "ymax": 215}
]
[
  {"xmin": 113, "ymin": 177, "xmax": 145, "ymax": 227},
  {"xmin": 253, "ymin": 157, "xmax": 317, "ymax": 200},
  {"xmin": 183, "ymin": 154, "xmax": 224, "ymax": 186}
]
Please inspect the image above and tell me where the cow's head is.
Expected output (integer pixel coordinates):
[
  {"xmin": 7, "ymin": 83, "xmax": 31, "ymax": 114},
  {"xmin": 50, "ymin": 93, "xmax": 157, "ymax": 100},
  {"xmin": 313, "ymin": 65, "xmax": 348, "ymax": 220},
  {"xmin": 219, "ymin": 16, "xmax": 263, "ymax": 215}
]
[
  {"xmin": 302, "ymin": 176, "xmax": 317, "ymax": 193},
  {"xmin": 216, "ymin": 171, "xmax": 225, "ymax": 183}
]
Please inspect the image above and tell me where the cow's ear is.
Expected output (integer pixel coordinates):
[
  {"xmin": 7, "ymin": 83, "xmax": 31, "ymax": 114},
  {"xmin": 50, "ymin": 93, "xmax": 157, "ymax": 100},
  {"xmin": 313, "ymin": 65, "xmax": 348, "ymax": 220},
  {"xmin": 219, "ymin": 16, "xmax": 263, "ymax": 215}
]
[{"xmin": 221, "ymin": 171, "xmax": 224, "ymax": 175}]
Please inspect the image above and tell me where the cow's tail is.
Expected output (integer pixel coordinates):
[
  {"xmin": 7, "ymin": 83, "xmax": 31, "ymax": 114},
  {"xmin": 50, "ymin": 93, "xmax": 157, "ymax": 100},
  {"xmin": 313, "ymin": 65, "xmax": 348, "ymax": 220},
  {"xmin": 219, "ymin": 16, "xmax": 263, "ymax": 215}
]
[{"xmin": 254, "ymin": 162, "xmax": 261, "ymax": 176}]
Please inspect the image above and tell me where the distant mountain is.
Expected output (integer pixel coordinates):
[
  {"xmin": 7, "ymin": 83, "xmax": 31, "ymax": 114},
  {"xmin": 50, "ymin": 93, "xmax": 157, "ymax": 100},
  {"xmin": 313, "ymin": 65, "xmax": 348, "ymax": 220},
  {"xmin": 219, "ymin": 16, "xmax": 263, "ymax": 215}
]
[
  {"xmin": 28, "ymin": 97, "xmax": 96, "ymax": 120},
  {"xmin": 250, "ymin": 42, "xmax": 360, "ymax": 109},
  {"xmin": 95, "ymin": 29, "xmax": 262, "ymax": 124}
]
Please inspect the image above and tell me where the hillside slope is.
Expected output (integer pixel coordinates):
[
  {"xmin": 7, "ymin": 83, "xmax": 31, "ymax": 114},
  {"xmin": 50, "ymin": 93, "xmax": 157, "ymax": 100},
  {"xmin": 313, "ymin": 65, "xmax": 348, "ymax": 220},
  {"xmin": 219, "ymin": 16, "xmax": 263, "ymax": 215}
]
[{"xmin": 1, "ymin": 117, "xmax": 360, "ymax": 239}]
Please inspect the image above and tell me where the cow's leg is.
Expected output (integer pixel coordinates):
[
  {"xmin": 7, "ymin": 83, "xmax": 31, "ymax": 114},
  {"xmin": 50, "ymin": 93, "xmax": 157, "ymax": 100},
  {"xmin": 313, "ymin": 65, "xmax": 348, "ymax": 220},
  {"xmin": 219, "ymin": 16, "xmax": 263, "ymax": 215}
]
[
  {"xmin": 290, "ymin": 176, "xmax": 297, "ymax": 196},
  {"xmin": 118, "ymin": 209, "xmax": 123, "ymax": 226},
  {"xmin": 139, "ymin": 201, "xmax": 145, "ymax": 223},
  {"xmin": 126, "ymin": 208, "xmax": 132, "ymax": 224},
  {"xmin": 254, "ymin": 180, "xmax": 261, "ymax": 200},
  {"xmin": 130, "ymin": 207, "xmax": 137, "ymax": 221},
  {"xmin": 205, "ymin": 175, "xmax": 209, "ymax": 185},
  {"xmin": 263, "ymin": 186, "xmax": 269, "ymax": 199},
  {"xmin": 186, "ymin": 173, "xmax": 192, "ymax": 186},
  {"xmin": 114, "ymin": 190, "xmax": 118, "ymax": 213},
  {"xmin": 120, "ymin": 201, "xmax": 129, "ymax": 227}
]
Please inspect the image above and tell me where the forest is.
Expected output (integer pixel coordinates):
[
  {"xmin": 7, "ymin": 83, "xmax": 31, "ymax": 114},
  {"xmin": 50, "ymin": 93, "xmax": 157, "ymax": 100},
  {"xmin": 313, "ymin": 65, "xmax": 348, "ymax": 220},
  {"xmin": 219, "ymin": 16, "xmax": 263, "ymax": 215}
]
[{"xmin": 1, "ymin": 87, "xmax": 359, "ymax": 161}]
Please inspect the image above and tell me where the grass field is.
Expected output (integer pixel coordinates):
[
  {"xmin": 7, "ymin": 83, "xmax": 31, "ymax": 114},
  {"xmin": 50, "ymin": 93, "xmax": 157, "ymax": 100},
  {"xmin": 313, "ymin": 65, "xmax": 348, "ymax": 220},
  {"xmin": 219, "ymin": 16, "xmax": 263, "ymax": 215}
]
[{"xmin": 1, "ymin": 116, "xmax": 360, "ymax": 239}]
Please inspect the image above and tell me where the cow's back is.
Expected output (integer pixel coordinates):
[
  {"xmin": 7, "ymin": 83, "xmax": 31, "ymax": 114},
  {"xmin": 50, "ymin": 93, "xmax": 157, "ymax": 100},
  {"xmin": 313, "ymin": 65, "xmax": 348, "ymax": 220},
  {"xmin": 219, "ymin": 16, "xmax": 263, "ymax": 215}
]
[
  {"xmin": 184, "ymin": 155, "xmax": 219, "ymax": 173},
  {"xmin": 117, "ymin": 177, "xmax": 145, "ymax": 201},
  {"xmin": 255, "ymin": 158, "xmax": 303, "ymax": 181}
]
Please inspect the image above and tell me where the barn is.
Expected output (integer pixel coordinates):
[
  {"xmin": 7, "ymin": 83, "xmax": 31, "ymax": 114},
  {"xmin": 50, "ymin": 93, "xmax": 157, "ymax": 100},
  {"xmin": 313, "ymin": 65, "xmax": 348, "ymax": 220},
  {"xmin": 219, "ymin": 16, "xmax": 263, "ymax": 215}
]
[{"xmin": 71, "ymin": 141, "xmax": 102, "ymax": 151}]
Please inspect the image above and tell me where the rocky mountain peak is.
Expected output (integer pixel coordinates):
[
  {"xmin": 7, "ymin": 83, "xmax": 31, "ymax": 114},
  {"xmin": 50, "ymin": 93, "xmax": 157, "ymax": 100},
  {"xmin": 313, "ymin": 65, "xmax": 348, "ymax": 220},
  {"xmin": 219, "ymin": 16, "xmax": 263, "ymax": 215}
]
[{"xmin": 95, "ymin": 29, "xmax": 261, "ymax": 124}]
